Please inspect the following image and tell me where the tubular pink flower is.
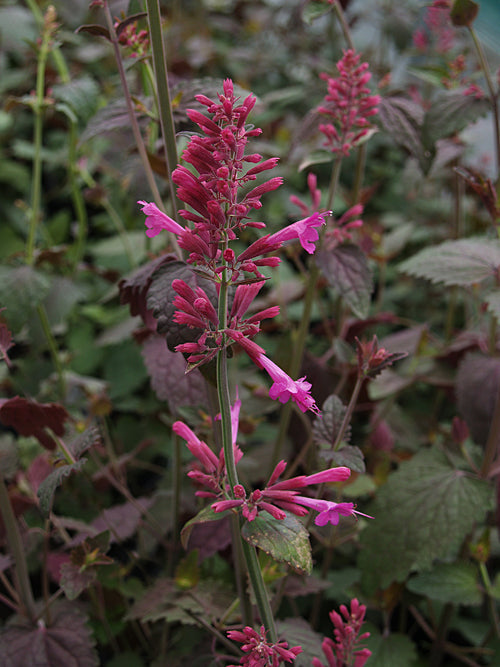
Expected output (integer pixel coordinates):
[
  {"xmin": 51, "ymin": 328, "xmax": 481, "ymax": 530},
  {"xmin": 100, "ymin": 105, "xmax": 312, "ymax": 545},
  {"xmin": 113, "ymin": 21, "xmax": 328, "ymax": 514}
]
[
  {"xmin": 303, "ymin": 467, "xmax": 351, "ymax": 485},
  {"xmin": 293, "ymin": 496, "xmax": 373, "ymax": 526},
  {"xmin": 138, "ymin": 201, "xmax": 185, "ymax": 238},
  {"xmin": 227, "ymin": 625, "xmax": 302, "ymax": 667},
  {"xmin": 267, "ymin": 211, "xmax": 329, "ymax": 254},
  {"xmin": 172, "ymin": 422, "xmax": 219, "ymax": 472},
  {"xmin": 257, "ymin": 353, "xmax": 320, "ymax": 414}
]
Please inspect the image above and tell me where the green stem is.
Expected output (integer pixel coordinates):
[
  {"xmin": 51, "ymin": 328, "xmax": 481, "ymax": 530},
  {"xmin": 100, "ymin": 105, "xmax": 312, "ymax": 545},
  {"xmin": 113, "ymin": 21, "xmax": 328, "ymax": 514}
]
[
  {"xmin": 68, "ymin": 122, "xmax": 89, "ymax": 270},
  {"xmin": 216, "ymin": 273, "xmax": 276, "ymax": 638},
  {"xmin": 26, "ymin": 20, "xmax": 51, "ymax": 265},
  {"xmin": 36, "ymin": 304, "xmax": 65, "ymax": 398},
  {"xmin": 332, "ymin": 0, "xmax": 355, "ymax": 50},
  {"xmin": 333, "ymin": 373, "xmax": 364, "ymax": 451},
  {"xmin": 103, "ymin": 2, "xmax": 182, "ymax": 259},
  {"xmin": 168, "ymin": 431, "xmax": 181, "ymax": 577},
  {"xmin": 478, "ymin": 561, "xmax": 500, "ymax": 638},
  {"xmin": 468, "ymin": 26, "xmax": 500, "ymax": 177},
  {"xmin": 0, "ymin": 479, "xmax": 37, "ymax": 622},
  {"xmin": 145, "ymin": 0, "xmax": 180, "ymax": 217}
]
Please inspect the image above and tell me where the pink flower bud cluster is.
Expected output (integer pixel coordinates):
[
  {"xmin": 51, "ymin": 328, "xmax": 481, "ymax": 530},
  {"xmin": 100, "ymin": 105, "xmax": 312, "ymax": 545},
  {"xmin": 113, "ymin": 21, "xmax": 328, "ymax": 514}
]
[
  {"xmin": 317, "ymin": 49, "xmax": 380, "ymax": 157},
  {"xmin": 115, "ymin": 20, "xmax": 149, "ymax": 58},
  {"xmin": 139, "ymin": 79, "xmax": 329, "ymax": 412},
  {"xmin": 227, "ymin": 624, "xmax": 302, "ymax": 667},
  {"xmin": 413, "ymin": 0, "xmax": 455, "ymax": 55},
  {"xmin": 313, "ymin": 598, "xmax": 371, "ymax": 667}
]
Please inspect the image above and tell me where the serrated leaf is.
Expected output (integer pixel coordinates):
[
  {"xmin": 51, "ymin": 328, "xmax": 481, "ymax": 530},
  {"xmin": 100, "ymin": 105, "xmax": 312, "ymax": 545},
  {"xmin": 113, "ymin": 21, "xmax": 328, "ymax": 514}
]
[
  {"xmin": 52, "ymin": 76, "xmax": 100, "ymax": 125},
  {"xmin": 399, "ymin": 238, "xmax": 500, "ymax": 286},
  {"xmin": 0, "ymin": 266, "xmax": 51, "ymax": 333},
  {"xmin": 377, "ymin": 95, "xmax": 426, "ymax": 166},
  {"xmin": 276, "ymin": 618, "xmax": 323, "ymax": 667},
  {"xmin": 60, "ymin": 562, "xmax": 97, "ymax": 601},
  {"xmin": 450, "ymin": 0, "xmax": 479, "ymax": 26},
  {"xmin": 180, "ymin": 505, "xmax": 229, "ymax": 551},
  {"xmin": 141, "ymin": 335, "xmax": 208, "ymax": 411},
  {"xmin": 69, "ymin": 426, "xmax": 101, "ymax": 460},
  {"xmin": 358, "ymin": 448, "xmax": 493, "ymax": 593},
  {"xmin": 316, "ymin": 244, "xmax": 373, "ymax": 318},
  {"xmin": 407, "ymin": 562, "xmax": 481, "ymax": 605},
  {"xmin": 242, "ymin": 512, "xmax": 312, "ymax": 574},
  {"xmin": 364, "ymin": 632, "xmax": 417, "ymax": 667},
  {"xmin": 37, "ymin": 459, "xmax": 88, "ymax": 518},
  {"xmin": 0, "ymin": 601, "xmax": 98, "ymax": 666},
  {"xmin": 422, "ymin": 91, "xmax": 489, "ymax": 148},
  {"xmin": 313, "ymin": 394, "xmax": 350, "ymax": 448},
  {"xmin": 319, "ymin": 445, "xmax": 366, "ymax": 473}
]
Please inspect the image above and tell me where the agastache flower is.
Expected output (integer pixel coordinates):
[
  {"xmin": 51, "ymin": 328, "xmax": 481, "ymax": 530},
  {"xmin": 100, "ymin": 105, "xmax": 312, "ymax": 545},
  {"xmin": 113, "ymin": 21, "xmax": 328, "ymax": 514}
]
[
  {"xmin": 138, "ymin": 201, "xmax": 185, "ymax": 238},
  {"xmin": 312, "ymin": 599, "xmax": 371, "ymax": 667},
  {"xmin": 318, "ymin": 49, "xmax": 380, "ymax": 157},
  {"xmin": 227, "ymin": 625, "xmax": 302, "ymax": 666},
  {"xmin": 355, "ymin": 335, "xmax": 407, "ymax": 378}
]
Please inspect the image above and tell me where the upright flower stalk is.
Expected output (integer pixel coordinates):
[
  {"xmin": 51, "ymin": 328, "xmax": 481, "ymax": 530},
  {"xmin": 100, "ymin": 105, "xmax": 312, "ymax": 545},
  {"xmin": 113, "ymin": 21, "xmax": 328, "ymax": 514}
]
[{"xmin": 139, "ymin": 79, "xmax": 365, "ymax": 646}]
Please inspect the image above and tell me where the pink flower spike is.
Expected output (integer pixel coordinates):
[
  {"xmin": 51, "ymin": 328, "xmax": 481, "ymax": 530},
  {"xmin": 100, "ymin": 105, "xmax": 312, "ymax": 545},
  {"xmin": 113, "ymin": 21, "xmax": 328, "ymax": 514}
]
[
  {"xmin": 138, "ymin": 201, "xmax": 185, "ymax": 238},
  {"xmin": 304, "ymin": 467, "xmax": 351, "ymax": 485},
  {"xmin": 172, "ymin": 421, "xmax": 219, "ymax": 472},
  {"xmin": 257, "ymin": 353, "xmax": 320, "ymax": 414},
  {"xmin": 268, "ymin": 212, "xmax": 328, "ymax": 254},
  {"xmin": 212, "ymin": 498, "xmax": 243, "ymax": 513}
]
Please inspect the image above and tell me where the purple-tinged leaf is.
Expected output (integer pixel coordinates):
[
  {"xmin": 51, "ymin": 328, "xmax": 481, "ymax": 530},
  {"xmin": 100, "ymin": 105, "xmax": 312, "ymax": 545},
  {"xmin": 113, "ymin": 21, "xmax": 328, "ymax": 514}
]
[
  {"xmin": 0, "ymin": 266, "xmax": 50, "ymax": 333},
  {"xmin": 313, "ymin": 394, "xmax": 350, "ymax": 448},
  {"xmin": 114, "ymin": 13, "xmax": 147, "ymax": 39},
  {"xmin": 182, "ymin": 513, "xmax": 232, "ymax": 560},
  {"xmin": 422, "ymin": 91, "xmax": 489, "ymax": 148},
  {"xmin": 0, "ymin": 601, "xmax": 98, "ymax": 666},
  {"xmin": 456, "ymin": 353, "xmax": 500, "ymax": 446},
  {"xmin": 119, "ymin": 254, "xmax": 176, "ymax": 329},
  {"xmin": 377, "ymin": 95, "xmax": 425, "ymax": 162},
  {"xmin": 75, "ymin": 23, "xmax": 111, "ymax": 40},
  {"xmin": 242, "ymin": 511, "xmax": 312, "ymax": 574},
  {"xmin": 141, "ymin": 335, "xmax": 208, "ymax": 412},
  {"xmin": 316, "ymin": 244, "xmax": 373, "ymax": 319},
  {"xmin": 319, "ymin": 445, "xmax": 366, "ymax": 473},
  {"xmin": 60, "ymin": 563, "xmax": 97, "ymax": 601},
  {"xmin": 0, "ymin": 397, "xmax": 68, "ymax": 451},
  {"xmin": 181, "ymin": 505, "xmax": 230, "ymax": 551},
  {"xmin": 69, "ymin": 426, "xmax": 101, "ymax": 460},
  {"xmin": 399, "ymin": 238, "xmax": 500, "ymax": 286}
]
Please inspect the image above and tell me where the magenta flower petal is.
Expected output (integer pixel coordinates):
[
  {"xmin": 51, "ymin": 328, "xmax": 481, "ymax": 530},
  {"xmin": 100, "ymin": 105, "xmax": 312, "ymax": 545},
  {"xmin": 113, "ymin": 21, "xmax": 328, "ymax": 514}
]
[
  {"xmin": 138, "ymin": 201, "xmax": 185, "ymax": 237},
  {"xmin": 257, "ymin": 353, "xmax": 320, "ymax": 414},
  {"xmin": 268, "ymin": 212, "xmax": 328, "ymax": 254}
]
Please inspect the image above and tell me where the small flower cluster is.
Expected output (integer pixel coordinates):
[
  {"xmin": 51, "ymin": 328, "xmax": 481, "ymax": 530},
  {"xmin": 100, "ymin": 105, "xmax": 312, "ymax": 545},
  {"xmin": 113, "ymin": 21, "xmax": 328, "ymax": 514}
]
[
  {"xmin": 413, "ymin": 0, "xmax": 455, "ymax": 55},
  {"xmin": 115, "ymin": 19, "xmax": 149, "ymax": 58},
  {"xmin": 227, "ymin": 625, "xmax": 302, "ymax": 667},
  {"xmin": 355, "ymin": 335, "xmax": 407, "ymax": 379},
  {"xmin": 317, "ymin": 49, "xmax": 380, "ymax": 157},
  {"xmin": 140, "ymin": 79, "xmax": 329, "ymax": 413},
  {"xmin": 313, "ymin": 599, "xmax": 371, "ymax": 667},
  {"xmin": 173, "ymin": 399, "xmax": 372, "ymax": 527}
]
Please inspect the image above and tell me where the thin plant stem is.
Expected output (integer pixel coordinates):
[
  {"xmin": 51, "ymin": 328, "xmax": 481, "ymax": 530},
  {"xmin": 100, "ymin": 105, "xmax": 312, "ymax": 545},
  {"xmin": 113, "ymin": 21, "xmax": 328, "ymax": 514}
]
[
  {"xmin": 36, "ymin": 304, "xmax": 66, "ymax": 399},
  {"xmin": 168, "ymin": 431, "xmax": 181, "ymax": 577},
  {"xmin": 103, "ymin": 2, "xmax": 182, "ymax": 260},
  {"xmin": 26, "ymin": 12, "xmax": 52, "ymax": 265},
  {"xmin": 468, "ymin": 26, "xmax": 500, "ymax": 177},
  {"xmin": 352, "ymin": 144, "xmax": 367, "ymax": 204},
  {"xmin": 332, "ymin": 0, "xmax": 355, "ymax": 50},
  {"xmin": 216, "ymin": 270, "xmax": 276, "ymax": 640},
  {"xmin": 230, "ymin": 514, "xmax": 253, "ymax": 627},
  {"xmin": 478, "ymin": 561, "xmax": 500, "ymax": 638},
  {"xmin": 332, "ymin": 373, "xmax": 364, "ymax": 452},
  {"xmin": 145, "ymin": 0, "xmax": 180, "ymax": 217},
  {"xmin": 0, "ymin": 480, "xmax": 37, "ymax": 622}
]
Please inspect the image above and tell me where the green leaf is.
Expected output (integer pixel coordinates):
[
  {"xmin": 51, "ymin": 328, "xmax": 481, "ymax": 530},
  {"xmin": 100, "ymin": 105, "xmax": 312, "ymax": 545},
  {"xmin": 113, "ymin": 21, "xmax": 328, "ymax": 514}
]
[
  {"xmin": 316, "ymin": 244, "xmax": 373, "ymax": 319},
  {"xmin": 358, "ymin": 448, "xmax": 493, "ymax": 593},
  {"xmin": 364, "ymin": 631, "xmax": 418, "ymax": 667},
  {"xmin": 450, "ymin": 0, "xmax": 479, "ymax": 26},
  {"xmin": 242, "ymin": 512, "xmax": 312, "ymax": 574},
  {"xmin": 37, "ymin": 459, "xmax": 88, "ymax": 519},
  {"xmin": 301, "ymin": 1, "xmax": 333, "ymax": 25},
  {"xmin": 399, "ymin": 238, "xmax": 500, "ymax": 286},
  {"xmin": 0, "ymin": 266, "xmax": 51, "ymax": 333},
  {"xmin": 175, "ymin": 550, "xmax": 200, "ymax": 590},
  {"xmin": 407, "ymin": 562, "xmax": 481, "ymax": 605},
  {"xmin": 69, "ymin": 426, "xmax": 101, "ymax": 460},
  {"xmin": 52, "ymin": 76, "xmax": 100, "ymax": 126},
  {"xmin": 180, "ymin": 505, "xmax": 229, "ymax": 551},
  {"xmin": 318, "ymin": 444, "xmax": 366, "ymax": 473}
]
